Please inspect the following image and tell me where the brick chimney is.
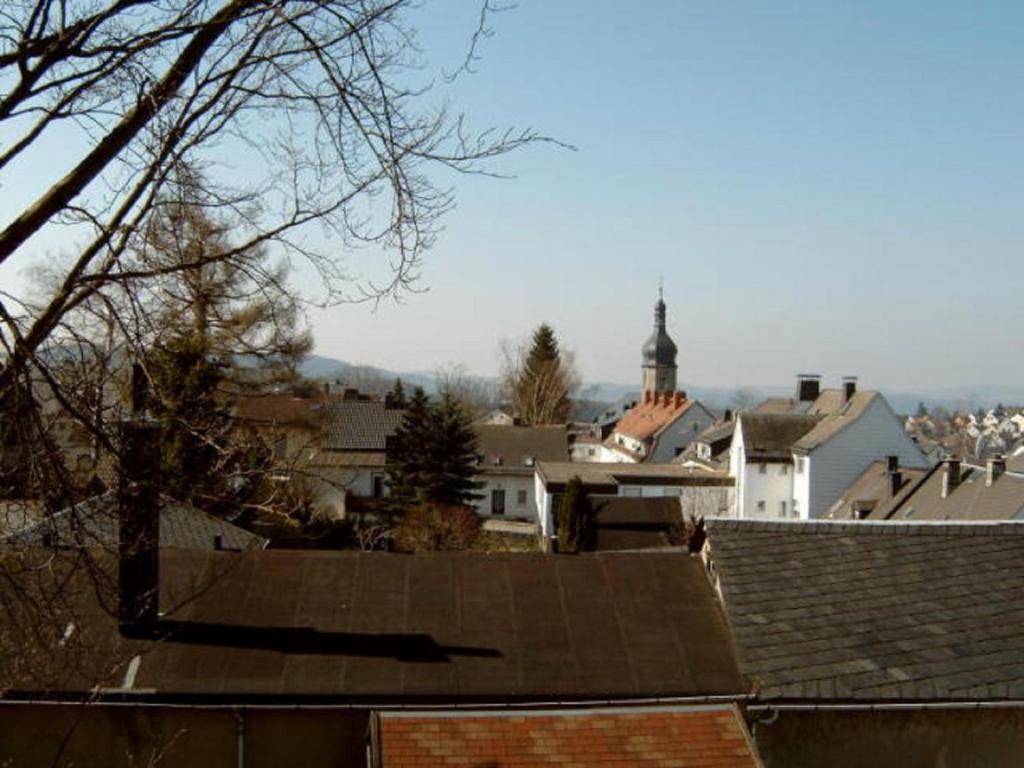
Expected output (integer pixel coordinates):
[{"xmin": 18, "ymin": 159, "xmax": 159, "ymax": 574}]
[
  {"xmin": 842, "ymin": 376, "xmax": 858, "ymax": 403},
  {"xmin": 986, "ymin": 455, "xmax": 1006, "ymax": 487},
  {"xmin": 673, "ymin": 391, "xmax": 683, "ymax": 408},
  {"xmin": 118, "ymin": 366, "xmax": 161, "ymax": 636},
  {"xmin": 941, "ymin": 456, "xmax": 962, "ymax": 499},
  {"xmin": 644, "ymin": 390, "xmax": 652, "ymax": 405},
  {"xmin": 797, "ymin": 374, "xmax": 821, "ymax": 403}
]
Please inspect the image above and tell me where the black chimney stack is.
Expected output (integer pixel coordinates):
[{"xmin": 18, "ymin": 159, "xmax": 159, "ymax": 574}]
[
  {"xmin": 842, "ymin": 376, "xmax": 858, "ymax": 404},
  {"xmin": 797, "ymin": 374, "xmax": 821, "ymax": 403},
  {"xmin": 119, "ymin": 366, "xmax": 161, "ymax": 635},
  {"xmin": 886, "ymin": 455, "xmax": 902, "ymax": 496}
]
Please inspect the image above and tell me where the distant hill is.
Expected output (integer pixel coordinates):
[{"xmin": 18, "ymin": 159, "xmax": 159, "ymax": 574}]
[{"xmin": 302, "ymin": 355, "xmax": 1024, "ymax": 417}]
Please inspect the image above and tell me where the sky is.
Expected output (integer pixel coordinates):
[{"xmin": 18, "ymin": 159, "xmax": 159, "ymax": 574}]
[{"xmin": 3, "ymin": 2, "xmax": 1024, "ymax": 393}]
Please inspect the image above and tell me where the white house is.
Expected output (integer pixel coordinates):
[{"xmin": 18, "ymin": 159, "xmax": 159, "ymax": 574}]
[
  {"xmin": 472, "ymin": 424, "xmax": 569, "ymax": 519},
  {"xmin": 728, "ymin": 375, "xmax": 929, "ymax": 520}
]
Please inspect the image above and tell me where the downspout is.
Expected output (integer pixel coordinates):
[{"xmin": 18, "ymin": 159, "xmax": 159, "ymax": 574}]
[{"xmin": 234, "ymin": 709, "xmax": 245, "ymax": 768}]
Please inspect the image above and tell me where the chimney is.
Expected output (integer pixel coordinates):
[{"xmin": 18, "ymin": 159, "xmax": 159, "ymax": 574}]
[
  {"xmin": 644, "ymin": 390, "xmax": 652, "ymax": 405},
  {"xmin": 842, "ymin": 376, "xmax": 858, "ymax": 403},
  {"xmin": 797, "ymin": 374, "xmax": 821, "ymax": 403},
  {"xmin": 724, "ymin": 409, "xmax": 733, "ymax": 422},
  {"xmin": 118, "ymin": 418, "xmax": 161, "ymax": 635},
  {"xmin": 673, "ymin": 391, "xmax": 683, "ymax": 408},
  {"xmin": 986, "ymin": 455, "xmax": 1006, "ymax": 487},
  {"xmin": 886, "ymin": 455, "xmax": 902, "ymax": 497},
  {"xmin": 941, "ymin": 457, "xmax": 962, "ymax": 499}
]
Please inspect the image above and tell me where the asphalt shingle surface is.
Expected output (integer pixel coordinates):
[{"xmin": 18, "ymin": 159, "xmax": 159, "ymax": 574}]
[{"xmin": 706, "ymin": 519, "xmax": 1024, "ymax": 701}]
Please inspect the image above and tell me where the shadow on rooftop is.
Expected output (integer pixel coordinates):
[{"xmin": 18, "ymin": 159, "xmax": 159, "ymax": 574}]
[{"xmin": 130, "ymin": 620, "xmax": 501, "ymax": 663}]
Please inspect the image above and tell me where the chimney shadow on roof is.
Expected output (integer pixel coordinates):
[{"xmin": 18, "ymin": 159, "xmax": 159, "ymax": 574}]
[{"xmin": 137, "ymin": 620, "xmax": 502, "ymax": 663}]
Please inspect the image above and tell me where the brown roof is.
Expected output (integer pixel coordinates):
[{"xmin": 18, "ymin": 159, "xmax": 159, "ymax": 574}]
[
  {"xmin": 613, "ymin": 391, "xmax": 694, "ymax": 441},
  {"xmin": 537, "ymin": 461, "xmax": 733, "ymax": 491},
  {"xmin": 825, "ymin": 461, "xmax": 929, "ymax": 520},
  {"xmin": 738, "ymin": 413, "xmax": 821, "ymax": 462},
  {"xmin": 233, "ymin": 394, "xmax": 323, "ymax": 427},
  {"xmin": 868, "ymin": 462, "xmax": 1024, "ymax": 522},
  {"xmin": 4, "ymin": 549, "xmax": 746, "ymax": 702},
  {"xmin": 374, "ymin": 704, "xmax": 764, "ymax": 767},
  {"xmin": 588, "ymin": 497, "xmax": 684, "ymax": 552},
  {"xmin": 308, "ymin": 450, "xmax": 388, "ymax": 468},
  {"xmin": 475, "ymin": 425, "xmax": 569, "ymax": 475}
]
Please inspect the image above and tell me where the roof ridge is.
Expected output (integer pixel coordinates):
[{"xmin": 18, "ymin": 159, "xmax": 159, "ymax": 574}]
[{"xmin": 705, "ymin": 517, "xmax": 1024, "ymax": 537}]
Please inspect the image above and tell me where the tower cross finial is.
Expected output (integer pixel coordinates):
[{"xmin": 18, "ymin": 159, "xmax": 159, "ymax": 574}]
[{"xmin": 658, "ymin": 277, "xmax": 663, "ymax": 302}]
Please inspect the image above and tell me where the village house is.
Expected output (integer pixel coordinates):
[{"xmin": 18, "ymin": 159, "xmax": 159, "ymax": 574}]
[
  {"xmin": 727, "ymin": 374, "xmax": 929, "ymax": 519},
  {"xmin": 471, "ymin": 424, "xmax": 569, "ymax": 518}
]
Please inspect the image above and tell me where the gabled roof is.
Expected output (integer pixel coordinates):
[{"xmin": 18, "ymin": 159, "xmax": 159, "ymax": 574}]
[
  {"xmin": 3, "ymin": 493, "xmax": 267, "ymax": 551},
  {"xmin": 612, "ymin": 392, "xmax": 694, "ymax": 442},
  {"xmin": 321, "ymin": 400, "xmax": 405, "ymax": 451},
  {"xmin": 474, "ymin": 425, "xmax": 568, "ymax": 474},
  {"xmin": 233, "ymin": 393, "xmax": 323, "ymax": 427},
  {"xmin": 588, "ymin": 497, "xmax": 683, "ymax": 551},
  {"xmin": 868, "ymin": 462, "xmax": 1024, "ymax": 522},
  {"xmin": 705, "ymin": 518, "xmax": 1024, "ymax": 701},
  {"xmin": 825, "ymin": 460, "xmax": 928, "ymax": 520},
  {"xmin": 793, "ymin": 391, "xmax": 880, "ymax": 452},
  {"xmin": 738, "ymin": 413, "xmax": 821, "ymax": 462},
  {"xmin": 536, "ymin": 461, "xmax": 733, "ymax": 491},
  {"xmin": 374, "ymin": 704, "xmax": 764, "ymax": 767}
]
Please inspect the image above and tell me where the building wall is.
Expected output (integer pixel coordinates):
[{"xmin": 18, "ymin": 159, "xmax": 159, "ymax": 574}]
[
  {"xmin": 805, "ymin": 397, "xmax": 930, "ymax": 518},
  {"xmin": 0, "ymin": 704, "xmax": 370, "ymax": 768},
  {"xmin": 311, "ymin": 466, "xmax": 386, "ymax": 519},
  {"xmin": 740, "ymin": 461, "xmax": 795, "ymax": 520},
  {"xmin": 648, "ymin": 403, "xmax": 717, "ymax": 463},
  {"xmin": 753, "ymin": 707, "xmax": 1024, "ymax": 768},
  {"xmin": 472, "ymin": 473, "xmax": 536, "ymax": 520}
]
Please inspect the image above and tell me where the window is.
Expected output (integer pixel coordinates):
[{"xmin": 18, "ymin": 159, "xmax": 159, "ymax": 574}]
[
  {"xmin": 587, "ymin": 448, "xmax": 596, "ymax": 457},
  {"xmin": 780, "ymin": 464, "xmax": 788, "ymax": 476},
  {"xmin": 517, "ymin": 489, "xmax": 527, "ymax": 505},
  {"xmin": 757, "ymin": 500, "xmax": 766, "ymax": 512},
  {"xmin": 372, "ymin": 474, "xmax": 385, "ymax": 498},
  {"xmin": 779, "ymin": 500, "xmax": 787, "ymax": 517},
  {"xmin": 491, "ymin": 489, "xmax": 506, "ymax": 515},
  {"xmin": 758, "ymin": 463, "xmax": 767, "ymax": 475},
  {"xmin": 622, "ymin": 487, "xmax": 642, "ymax": 498}
]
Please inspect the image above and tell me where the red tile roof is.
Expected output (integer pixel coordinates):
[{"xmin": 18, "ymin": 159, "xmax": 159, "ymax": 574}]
[
  {"xmin": 375, "ymin": 705, "xmax": 763, "ymax": 767},
  {"xmin": 613, "ymin": 391, "xmax": 694, "ymax": 442}
]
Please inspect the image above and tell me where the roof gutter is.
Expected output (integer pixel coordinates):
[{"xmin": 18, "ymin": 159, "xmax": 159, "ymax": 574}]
[{"xmin": 749, "ymin": 700, "xmax": 1024, "ymax": 715}]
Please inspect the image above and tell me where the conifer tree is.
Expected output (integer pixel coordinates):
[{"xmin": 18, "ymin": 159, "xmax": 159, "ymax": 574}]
[
  {"xmin": 386, "ymin": 386, "xmax": 432, "ymax": 513},
  {"xmin": 423, "ymin": 390, "xmax": 482, "ymax": 507},
  {"xmin": 506, "ymin": 323, "xmax": 575, "ymax": 425},
  {"xmin": 385, "ymin": 378, "xmax": 408, "ymax": 409}
]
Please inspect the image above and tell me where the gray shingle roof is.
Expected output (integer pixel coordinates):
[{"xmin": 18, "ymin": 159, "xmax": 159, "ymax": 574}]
[
  {"xmin": 869, "ymin": 462, "xmax": 1024, "ymax": 522},
  {"xmin": 705, "ymin": 519, "xmax": 1024, "ymax": 702},
  {"xmin": 739, "ymin": 413, "xmax": 821, "ymax": 461},
  {"xmin": 321, "ymin": 401, "xmax": 405, "ymax": 451},
  {"xmin": 5, "ymin": 494, "xmax": 267, "ymax": 551},
  {"xmin": 474, "ymin": 425, "xmax": 569, "ymax": 475}
]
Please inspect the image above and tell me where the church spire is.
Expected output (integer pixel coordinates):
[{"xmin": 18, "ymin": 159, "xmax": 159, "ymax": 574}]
[{"xmin": 641, "ymin": 289, "xmax": 678, "ymax": 395}]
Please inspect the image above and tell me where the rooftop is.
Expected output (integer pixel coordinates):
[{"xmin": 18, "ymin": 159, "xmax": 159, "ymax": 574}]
[
  {"xmin": 5, "ymin": 549, "xmax": 745, "ymax": 703},
  {"xmin": 868, "ymin": 461, "xmax": 1024, "ymax": 522},
  {"xmin": 613, "ymin": 391, "xmax": 693, "ymax": 442},
  {"xmin": 321, "ymin": 400, "xmax": 405, "ymax": 452},
  {"xmin": 738, "ymin": 413, "xmax": 821, "ymax": 462},
  {"xmin": 474, "ymin": 424, "xmax": 569, "ymax": 474},
  {"xmin": 825, "ymin": 460, "xmax": 929, "ymax": 520},
  {"xmin": 536, "ymin": 461, "xmax": 733, "ymax": 491},
  {"xmin": 705, "ymin": 518, "xmax": 1024, "ymax": 701},
  {"xmin": 374, "ymin": 704, "xmax": 764, "ymax": 767}
]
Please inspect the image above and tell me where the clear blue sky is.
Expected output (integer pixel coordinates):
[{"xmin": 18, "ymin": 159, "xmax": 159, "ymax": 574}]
[{"xmin": 4, "ymin": 2, "xmax": 1023, "ymax": 392}]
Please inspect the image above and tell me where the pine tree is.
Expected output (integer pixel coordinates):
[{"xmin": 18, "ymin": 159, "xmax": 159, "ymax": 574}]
[
  {"xmin": 423, "ymin": 390, "xmax": 481, "ymax": 507},
  {"xmin": 386, "ymin": 386, "xmax": 432, "ymax": 513},
  {"xmin": 508, "ymin": 323, "xmax": 574, "ymax": 425},
  {"xmin": 385, "ymin": 378, "xmax": 408, "ymax": 409}
]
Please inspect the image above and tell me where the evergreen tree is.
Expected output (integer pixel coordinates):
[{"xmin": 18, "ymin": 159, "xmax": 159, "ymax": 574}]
[
  {"xmin": 422, "ymin": 390, "xmax": 481, "ymax": 507},
  {"xmin": 916, "ymin": 401, "xmax": 929, "ymax": 418},
  {"xmin": 385, "ymin": 378, "xmax": 408, "ymax": 409},
  {"xmin": 386, "ymin": 386, "xmax": 431, "ymax": 513},
  {"xmin": 507, "ymin": 323, "xmax": 575, "ymax": 425},
  {"xmin": 557, "ymin": 475, "xmax": 591, "ymax": 553}
]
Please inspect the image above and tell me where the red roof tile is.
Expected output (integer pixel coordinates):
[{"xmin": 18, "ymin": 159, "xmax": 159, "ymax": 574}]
[
  {"xmin": 375, "ymin": 705, "xmax": 763, "ymax": 767},
  {"xmin": 613, "ymin": 392, "xmax": 693, "ymax": 442}
]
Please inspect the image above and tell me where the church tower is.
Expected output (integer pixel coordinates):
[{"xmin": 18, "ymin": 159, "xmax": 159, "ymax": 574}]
[{"xmin": 641, "ymin": 289, "xmax": 678, "ymax": 395}]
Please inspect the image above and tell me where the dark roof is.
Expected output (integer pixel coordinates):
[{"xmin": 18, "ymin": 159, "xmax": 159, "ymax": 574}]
[
  {"xmin": 321, "ymin": 400, "xmax": 404, "ymax": 451},
  {"xmin": 738, "ymin": 413, "xmax": 821, "ymax": 461},
  {"xmin": 641, "ymin": 297, "xmax": 678, "ymax": 368},
  {"xmin": 4, "ymin": 549, "xmax": 746, "ymax": 702},
  {"xmin": 825, "ymin": 460, "xmax": 928, "ymax": 520},
  {"xmin": 4, "ymin": 494, "xmax": 267, "ymax": 551},
  {"xmin": 536, "ymin": 461, "xmax": 733, "ymax": 491},
  {"xmin": 868, "ymin": 462, "xmax": 1024, "ymax": 522},
  {"xmin": 474, "ymin": 425, "xmax": 568, "ymax": 474},
  {"xmin": 233, "ymin": 394, "xmax": 322, "ymax": 427},
  {"xmin": 705, "ymin": 518, "xmax": 1024, "ymax": 701},
  {"xmin": 588, "ymin": 497, "xmax": 683, "ymax": 551},
  {"xmin": 374, "ymin": 704, "xmax": 764, "ymax": 767}
]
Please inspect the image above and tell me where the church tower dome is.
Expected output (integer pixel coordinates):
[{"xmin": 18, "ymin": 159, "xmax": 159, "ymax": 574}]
[{"xmin": 641, "ymin": 289, "xmax": 678, "ymax": 395}]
